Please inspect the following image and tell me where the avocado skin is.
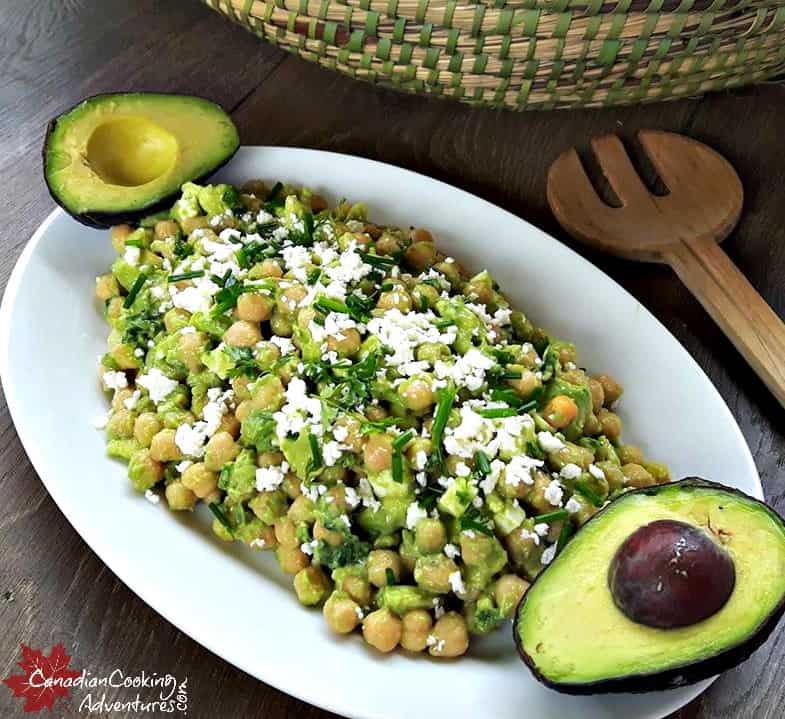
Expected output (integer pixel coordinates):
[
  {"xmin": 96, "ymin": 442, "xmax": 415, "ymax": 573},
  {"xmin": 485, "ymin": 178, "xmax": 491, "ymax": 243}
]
[
  {"xmin": 513, "ymin": 477, "xmax": 785, "ymax": 694},
  {"xmin": 41, "ymin": 93, "xmax": 240, "ymax": 229}
]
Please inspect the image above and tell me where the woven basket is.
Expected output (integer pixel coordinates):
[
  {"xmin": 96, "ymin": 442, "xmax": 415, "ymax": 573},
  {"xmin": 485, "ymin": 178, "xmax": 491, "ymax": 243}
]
[{"xmin": 203, "ymin": 0, "xmax": 785, "ymax": 109}]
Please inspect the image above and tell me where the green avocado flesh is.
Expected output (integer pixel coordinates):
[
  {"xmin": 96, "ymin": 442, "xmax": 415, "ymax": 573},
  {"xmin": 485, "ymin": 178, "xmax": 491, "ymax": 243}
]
[
  {"xmin": 44, "ymin": 93, "xmax": 239, "ymax": 223},
  {"xmin": 515, "ymin": 480, "xmax": 785, "ymax": 691}
]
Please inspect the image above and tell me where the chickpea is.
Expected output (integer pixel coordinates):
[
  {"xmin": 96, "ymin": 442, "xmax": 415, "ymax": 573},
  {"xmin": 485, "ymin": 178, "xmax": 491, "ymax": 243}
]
[
  {"xmin": 249, "ymin": 376, "xmax": 285, "ymax": 411},
  {"xmin": 314, "ymin": 520, "xmax": 343, "ymax": 548},
  {"xmin": 365, "ymin": 405, "xmax": 388, "ymax": 422},
  {"xmin": 415, "ymin": 518, "xmax": 447, "ymax": 554},
  {"xmin": 154, "ymin": 219, "xmax": 179, "ymax": 240},
  {"xmin": 178, "ymin": 331, "xmax": 206, "ymax": 372},
  {"xmin": 323, "ymin": 592, "xmax": 361, "ymax": 634},
  {"xmin": 110, "ymin": 224, "xmax": 132, "ymax": 252},
  {"xmin": 362, "ymin": 608, "xmax": 402, "ymax": 653},
  {"xmin": 281, "ymin": 473, "xmax": 302, "ymax": 499},
  {"xmin": 410, "ymin": 227, "xmax": 434, "ymax": 244},
  {"xmin": 134, "ymin": 412, "xmax": 162, "ymax": 448},
  {"xmin": 310, "ymin": 193, "xmax": 328, "ymax": 212},
  {"xmin": 326, "ymin": 328, "xmax": 361, "ymax": 357},
  {"xmin": 428, "ymin": 612, "xmax": 469, "ymax": 658},
  {"xmin": 414, "ymin": 555, "xmax": 458, "ymax": 594},
  {"xmin": 598, "ymin": 461, "xmax": 625, "ymax": 493},
  {"xmin": 181, "ymin": 216, "xmax": 209, "ymax": 234},
  {"xmin": 288, "ymin": 495, "xmax": 316, "ymax": 524},
  {"xmin": 236, "ymin": 292, "xmax": 274, "ymax": 323},
  {"xmin": 276, "ymin": 545, "xmax": 310, "ymax": 575},
  {"xmin": 149, "ymin": 429, "xmax": 182, "ymax": 462},
  {"xmin": 363, "ymin": 433, "xmax": 393, "ymax": 473},
  {"xmin": 645, "ymin": 461, "xmax": 671, "ymax": 484},
  {"xmin": 588, "ymin": 378, "xmax": 605, "ymax": 413},
  {"xmin": 595, "ymin": 374, "xmax": 623, "ymax": 406},
  {"xmin": 202, "ymin": 431, "xmax": 239, "ymax": 472},
  {"xmin": 231, "ymin": 375, "xmax": 253, "ymax": 401},
  {"xmin": 334, "ymin": 416, "xmax": 363, "ymax": 453},
  {"xmin": 342, "ymin": 575, "xmax": 372, "ymax": 606},
  {"xmin": 269, "ymin": 311, "xmax": 293, "ymax": 337},
  {"xmin": 241, "ymin": 179, "xmax": 268, "ymax": 196},
  {"xmin": 622, "ymin": 463, "xmax": 656, "ymax": 488},
  {"xmin": 583, "ymin": 413, "xmax": 602, "ymax": 436},
  {"xmin": 548, "ymin": 442, "xmax": 594, "ymax": 471},
  {"xmin": 399, "ymin": 378, "xmax": 434, "ymax": 413},
  {"xmin": 367, "ymin": 550, "xmax": 402, "ymax": 587},
  {"xmin": 617, "ymin": 444, "xmax": 644, "ymax": 465},
  {"xmin": 110, "ymin": 387, "xmax": 134, "ymax": 413},
  {"xmin": 165, "ymin": 481, "xmax": 197, "ymax": 511},
  {"xmin": 543, "ymin": 395, "xmax": 578, "ymax": 429},
  {"xmin": 95, "ymin": 274, "xmax": 119, "ymax": 302},
  {"xmin": 106, "ymin": 296, "xmax": 124, "ymax": 322},
  {"xmin": 375, "ymin": 234, "xmax": 401, "ymax": 256},
  {"xmin": 294, "ymin": 566, "xmax": 331, "ymax": 606},
  {"xmin": 257, "ymin": 259, "xmax": 283, "ymax": 278},
  {"xmin": 411, "ymin": 284, "xmax": 440, "ymax": 312},
  {"xmin": 400, "ymin": 609, "xmax": 433, "ymax": 652},
  {"xmin": 181, "ymin": 462, "xmax": 218, "ymax": 499},
  {"xmin": 597, "ymin": 408, "xmax": 622, "ymax": 441},
  {"xmin": 248, "ymin": 524, "xmax": 278, "ymax": 550},
  {"xmin": 376, "ymin": 289, "xmax": 412, "ymax": 313},
  {"xmin": 508, "ymin": 367, "xmax": 541, "ymax": 399},
  {"xmin": 162, "ymin": 309, "xmax": 188, "ymax": 334},
  {"xmin": 494, "ymin": 575, "xmax": 529, "ymax": 616},
  {"xmin": 405, "ymin": 241, "xmax": 437, "ymax": 271},
  {"xmin": 224, "ymin": 320, "xmax": 262, "ymax": 348},
  {"xmin": 219, "ymin": 412, "xmax": 241, "ymax": 439},
  {"xmin": 278, "ymin": 283, "xmax": 307, "ymax": 314}
]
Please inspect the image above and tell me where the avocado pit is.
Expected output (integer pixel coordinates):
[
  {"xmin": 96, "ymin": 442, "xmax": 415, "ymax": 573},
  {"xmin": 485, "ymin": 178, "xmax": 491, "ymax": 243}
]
[{"xmin": 609, "ymin": 519, "xmax": 735, "ymax": 628}]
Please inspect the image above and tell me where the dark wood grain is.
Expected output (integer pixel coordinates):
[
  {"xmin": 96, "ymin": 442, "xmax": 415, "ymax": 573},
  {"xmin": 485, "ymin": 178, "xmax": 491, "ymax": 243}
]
[{"xmin": 1, "ymin": 1, "xmax": 784, "ymax": 717}]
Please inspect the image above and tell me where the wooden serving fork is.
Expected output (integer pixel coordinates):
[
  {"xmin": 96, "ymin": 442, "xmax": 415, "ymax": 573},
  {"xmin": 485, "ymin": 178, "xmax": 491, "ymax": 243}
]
[{"xmin": 547, "ymin": 130, "xmax": 785, "ymax": 408}]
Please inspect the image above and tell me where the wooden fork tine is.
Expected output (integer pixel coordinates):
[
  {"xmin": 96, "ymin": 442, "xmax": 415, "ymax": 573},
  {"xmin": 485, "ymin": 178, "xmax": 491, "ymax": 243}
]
[
  {"xmin": 590, "ymin": 135, "xmax": 652, "ymax": 208},
  {"xmin": 546, "ymin": 147, "xmax": 614, "ymax": 241}
]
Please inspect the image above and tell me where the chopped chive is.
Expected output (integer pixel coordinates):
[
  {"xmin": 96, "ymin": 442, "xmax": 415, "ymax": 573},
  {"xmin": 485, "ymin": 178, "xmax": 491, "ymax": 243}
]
[
  {"xmin": 123, "ymin": 273, "xmax": 147, "ymax": 308},
  {"xmin": 534, "ymin": 509, "xmax": 569, "ymax": 524},
  {"xmin": 391, "ymin": 451, "xmax": 404, "ymax": 483},
  {"xmin": 474, "ymin": 450, "xmax": 491, "ymax": 476},
  {"xmin": 501, "ymin": 370, "xmax": 522, "ymax": 380},
  {"xmin": 517, "ymin": 399, "xmax": 538, "ymax": 414},
  {"xmin": 490, "ymin": 388, "xmax": 523, "ymax": 407},
  {"xmin": 308, "ymin": 433, "xmax": 323, "ymax": 472},
  {"xmin": 492, "ymin": 348, "xmax": 515, "ymax": 364},
  {"xmin": 306, "ymin": 267, "xmax": 322, "ymax": 286},
  {"xmin": 434, "ymin": 319, "xmax": 455, "ymax": 329},
  {"xmin": 168, "ymin": 270, "xmax": 205, "ymax": 282},
  {"xmin": 380, "ymin": 282, "xmax": 395, "ymax": 292},
  {"xmin": 313, "ymin": 314, "xmax": 325, "ymax": 326},
  {"xmin": 556, "ymin": 519, "xmax": 574, "ymax": 553},
  {"xmin": 477, "ymin": 407, "xmax": 519, "ymax": 419},
  {"xmin": 573, "ymin": 481, "xmax": 604, "ymax": 507},
  {"xmin": 314, "ymin": 296, "xmax": 350, "ymax": 315},
  {"xmin": 431, "ymin": 387, "xmax": 456, "ymax": 452},
  {"xmin": 393, "ymin": 429, "xmax": 415, "ymax": 452},
  {"xmin": 209, "ymin": 503, "xmax": 232, "ymax": 533},
  {"xmin": 359, "ymin": 251, "xmax": 396, "ymax": 267},
  {"xmin": 385, "ymin": 568, "xmax": 397, "ymax": 585},
  {"xmin": 124, "ymin": 238, "xmax": 145, "ymax": 248}
]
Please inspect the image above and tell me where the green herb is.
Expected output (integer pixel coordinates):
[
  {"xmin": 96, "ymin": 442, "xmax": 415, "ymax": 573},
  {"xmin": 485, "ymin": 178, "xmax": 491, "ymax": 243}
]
[
  {"xmin": 173, "ymin": 233, "xmax": 192, "ymax": 260},
  {"xmin": 459, "ymin": 506, "xmax": 493, "ymax": 536},
  {"xmin": 491, "ymin": 348, "xmax": 515, "ymax": 364},
  {"xmin": 501, "ymin": 370, "xmax": 522, "ymax": 380},
  {"xmin": 477, "ymin": 407, "xmax": 518, "ymax": 419},
  {"xmin": 385, "ymin": 568, "xmax": 397, "ymax": 586},
  {"xmin": 380, "ymin": 282, "xmax": 395, "ymax": 292},
  {"xmin": 525, "ymin": 440, "xmax": 546, "ymax": 461},
  {"xmin": 393, "ymin": 429, "xmax": 415, "ymax": 451},
  {"xmin": 306, "ymin": 267, "xmax": 322, "ymax": 285},
  {"xmin": 345, "ymin": 292, "xmax": 376, "ymax": 323},
  {"xmin": 209, "ymin": 503, "xmax": 233, "ymax": 533},
  {"xmin": 121, "ymin": 306, "xmax": 163, "ymax": 348},
  {"xmin": 431, "ymin": 387, "xmax": 456, "ymax": 453},
  {"xmin": 539, "ymin": 344, "xmax": 559, "ymax": 383},
  {"xmin": 224, "ymin": 345, "xmax": 261, "ymax": 379},
  {"xmin": 211, "ymin": 275, "xmax": 248, "ymax": 315},
  {"xmin": 391, "ymin": 451, "xmax": 404, "ymax": 483},
  {"xmin": 314, "ymin": 296, "xmax": 350, "ymax": 315},
  {"xmin": 358, "ymin": 251, "xmax": 395, "ymax": 268},
  {"xmin": 308, "ymin": 433, "xmax": 323, "ymax": 473},
  {"xmin": 123, "ymin": 273, "xmax": 148, "ymax": 309},
  {"xmin": 418, "ymin": 484, "xmax": 445, "ymax": 511},
  {"xmin": 312, "ymin": 534, "xmax": 369, "ymax": 570},
  {"xmin": 534, "ymin": 509, "xmax": 569, "ymax": 524},
  {"xmin": 360, "ymin": 416, "xmax": 403, "ymax": 434},
  {"xmin": 517, "ymin": 399, "xmax": 538, "ymax": 414},
  {"xmin": 168, "ymin": 270, "xmax": 204, "ymax": 282},
  {"xmin": 556, "ymin": 520, "xmax": 574, "ymax": 554},
  {"xmin": 236, "ymin": 240, "xmax": 280, "ymax": 269},
  {"xmin": 124, "ymin": 237, "xmax": 145, "ymax": 249},
  {"xmin": 573, "ymin": 481, "xmax": 604, "ymax": 507},
  {"xmin": 474, "ymin": 450, "xmax": 491, "ymax": 476},
  {"xmin": 490, "ymin": 388, "xmax": 523, "ymax": 407},
  {"xmin": 434, "ymin": 319, "xmax": 455, "ymax": 329}
]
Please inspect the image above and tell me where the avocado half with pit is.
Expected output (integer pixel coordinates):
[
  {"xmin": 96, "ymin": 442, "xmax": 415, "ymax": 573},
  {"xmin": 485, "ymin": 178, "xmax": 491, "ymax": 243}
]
[
  {"xmin": 43, "ymin": 93, "xmax": 239, "ymax": 228},
  {"xmin": 514, "ymin": 478, "xmax": 785, "ymax": 693}
]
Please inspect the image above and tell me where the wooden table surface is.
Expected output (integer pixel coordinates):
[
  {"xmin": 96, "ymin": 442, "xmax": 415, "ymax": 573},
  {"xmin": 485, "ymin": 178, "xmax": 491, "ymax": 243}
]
[{"xmin": 2, "ymin": 1, "xmax": 785, "ymax": 717}]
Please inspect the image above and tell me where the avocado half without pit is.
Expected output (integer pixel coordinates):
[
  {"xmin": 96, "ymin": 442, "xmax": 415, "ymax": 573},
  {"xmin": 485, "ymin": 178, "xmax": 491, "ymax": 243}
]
[
  {"xmin": 43, "ymin": 93, "xmax": 239, "ymax": 228},
  {"xmin": 514, "ymin": 478, "xmax": 785, "ymax": 693}
]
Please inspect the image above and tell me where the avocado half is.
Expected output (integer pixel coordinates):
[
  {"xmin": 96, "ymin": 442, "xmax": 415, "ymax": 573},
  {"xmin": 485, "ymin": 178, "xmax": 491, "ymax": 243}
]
[
  {"xmin": 514, "ymin": 478, "xmax": 785, "ymax": 694},
  {"xmin": 43, "ymin": 93, "xmax": 240, "ymax": 228}
]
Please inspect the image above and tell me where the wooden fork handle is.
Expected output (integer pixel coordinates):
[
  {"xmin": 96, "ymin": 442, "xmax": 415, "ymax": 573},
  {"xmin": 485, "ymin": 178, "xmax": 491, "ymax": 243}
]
[{"xmin": 665, "ymin": 236, "xmax": 785, "ymax": 408}]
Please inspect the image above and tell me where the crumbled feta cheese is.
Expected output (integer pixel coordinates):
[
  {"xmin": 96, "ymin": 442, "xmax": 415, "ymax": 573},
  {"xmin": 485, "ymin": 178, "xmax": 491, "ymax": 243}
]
[
  {"xmin": 256, "ymin": 464, "xmax": 286, "ymax": 492},
  {"xmin": 144, "ymin": 489, "xmax": 160, "ymax": 505},
  {"xmin": 136, "ymin": 368, "xmax": 178, "ymax": 404},
  {"xmin": 537, "ymin": 431, "xmax": 565, "ymax": 453},
  {"xmin": 589, "ymin": 464, "xmax": 606, "ymax": 480},
  {"xmin": 414, "ymin": 450, "xmax": 428, "ymax": 470},
  {"xmin": 367, "ymin": 309, "xmax": 456, "ymax": 368},
  {"xmin": 102, "ymin": 370, "xmax": 128, "ymax": 391},
  {"xmin": 448, "ymin": 570, "xmax": 466, "ymax": 595},
  {"xmin": 269, "ymin": 335, "xmax": 295, "ymax": 355},
  {"xmin": 92, "ymin": 413, "xmax": 110, "ymax": 430},
  {"xmin": 565, "ymin": 496, "xmax": 583, "ymax": 514},
  {"xmin": 504, "ymin": 454, "xmax": 543, "ymax": 487},
  {"xmin": 122, "ymin": 389, "xmax": 141, "ymax": 410},
  {"xmin": 249, "ymin": 538, "xmax": 267, "ymax": 549},
  {"xmin": 322, "ymin": 440, "xmax": 344, "ymax": 467},
  {"xmin": 443, "ymin": 543, "xmax": 461, "ymax": 560},
  {"xmin": 455, "ymin": 462, "xmax": 471, "ymax": 477},
  {"xmin": 544, "ymin": 479, "xmax": 564, "ymax": 507},
  {"xmin": 534, "ymin": 522, "xmax": 549, "ymax": 537},
  {"xmin": 406, "ymin": 502, "xmax": 428, "ymax": 529},
  {"xmin": 541, "ymin": 544, "xmax": 557, "ymax": 565},
  {"xmin": 123, "ymin": 246, "xmax": 140, "ymax": 266},
  {"xmin": 169, "ymin": 276, "xmax": 219, "ymax": 315},
  {"xmin": 434, "ymin": 348, "xmax": 495, "ymax": 392},
  {"xmin": 560, "ymin": 463, "xmax": 582, "ymax": 480},
  {"xmin": 175, "ymin": 460, "xmax": 193, "ymax": 473},
  {"xmin": 174, "ymin": 423, "xmax": 209, "ymax": 458},
  {"xmin": 332, "ymin": 424, "xmax": 349, "ymax": 443}
]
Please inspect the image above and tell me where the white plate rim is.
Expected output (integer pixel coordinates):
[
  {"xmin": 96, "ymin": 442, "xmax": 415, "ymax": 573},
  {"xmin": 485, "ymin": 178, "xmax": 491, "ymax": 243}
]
[{"xmin": 0, "ymin": 146, "xmax": 762, "ymax": 719}]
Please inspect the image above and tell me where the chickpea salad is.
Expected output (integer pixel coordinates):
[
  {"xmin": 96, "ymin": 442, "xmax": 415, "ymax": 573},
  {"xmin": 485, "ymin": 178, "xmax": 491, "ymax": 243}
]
[{"xmin": 95, "ymin": 179, "xmax": 671, "ymax": 658}]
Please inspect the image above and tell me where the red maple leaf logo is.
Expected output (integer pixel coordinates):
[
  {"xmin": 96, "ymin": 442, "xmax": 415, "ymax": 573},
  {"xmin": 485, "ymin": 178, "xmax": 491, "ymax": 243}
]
[{"xmin": 3, "ymin": 643, "xmax": 80, "ymax": 713}]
